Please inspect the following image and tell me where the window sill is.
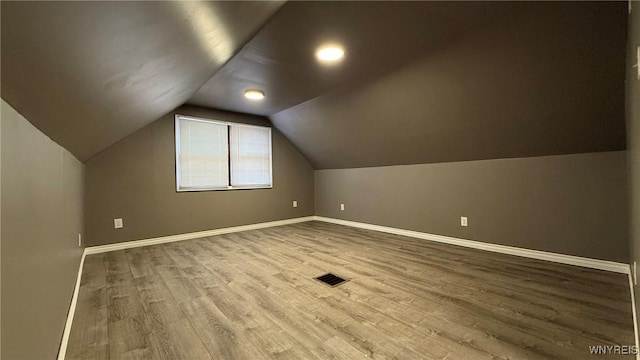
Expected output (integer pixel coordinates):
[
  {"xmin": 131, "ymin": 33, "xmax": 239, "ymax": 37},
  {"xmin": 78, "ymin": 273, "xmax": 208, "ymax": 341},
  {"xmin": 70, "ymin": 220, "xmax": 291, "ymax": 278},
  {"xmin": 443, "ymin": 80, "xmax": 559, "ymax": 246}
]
[{"xmin": 176, "ymin": 185, "xmax": 273, "ymax": 192}]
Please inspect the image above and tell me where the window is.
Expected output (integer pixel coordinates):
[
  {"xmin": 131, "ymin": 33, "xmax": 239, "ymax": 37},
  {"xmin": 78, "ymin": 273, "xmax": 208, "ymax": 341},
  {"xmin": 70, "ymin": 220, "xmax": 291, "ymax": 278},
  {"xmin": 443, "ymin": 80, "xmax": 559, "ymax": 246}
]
[{"xmin": 175, "ymin": 115, "xmax": 272, "ymax": 191}]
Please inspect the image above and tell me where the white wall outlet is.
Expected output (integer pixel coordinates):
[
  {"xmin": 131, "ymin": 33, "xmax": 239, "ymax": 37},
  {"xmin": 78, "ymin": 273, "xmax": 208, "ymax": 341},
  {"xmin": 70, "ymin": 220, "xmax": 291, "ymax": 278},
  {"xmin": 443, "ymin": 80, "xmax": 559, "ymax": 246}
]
[
  {"xmin": 340, "ymin": 203, "xmax": 345, "ymax": 211},
  {"xmin": 460, "ymin": 216, "xmax": 468, "ymax": 227},
  {"xmin": 78, "ymin": 233, "xmax": 82, "ymax": 247},
  {"xmin": 114, "ymin": 218, "xmax": 124, "ymax": 229},
  {"xmin": 634, "ymin": 261, "xmax": 637, "ymax": 286},
  {"xmin": 293, "ymin": 200, "xmax": 298, "ymax": 208}
]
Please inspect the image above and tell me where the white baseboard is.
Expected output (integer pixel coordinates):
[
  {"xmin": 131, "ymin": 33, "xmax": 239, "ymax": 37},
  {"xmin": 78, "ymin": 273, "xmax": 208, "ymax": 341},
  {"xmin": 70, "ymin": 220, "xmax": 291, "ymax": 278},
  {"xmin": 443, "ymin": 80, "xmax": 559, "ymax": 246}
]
[
  {"xmin": 58, "ymin": 216, "xmax": 313, "ymax": 359},
  {"xmin": 60, "ymin": 215, "xmax": 632, "ymax": 360},
  {"xmin": 57, "ymin": 249, "xmax": 87, "ymax": 360},
  {"xmin": 83, "ymin": 213, "xmax": 629, "ymax": 273},
  {"xmin": 318, "ymin": 216, "xmax": 637, "ymax": 350},
  {"xmin": 628, "ymin": 269, "xmax": 640, "ymax": 360},
  {"xmin": 313, "ymin": 216, "xmax": 629, "ymax": 274},
  {"xmin": 84, "ymin": 216, "xmax": 315, "ymax": 255}
]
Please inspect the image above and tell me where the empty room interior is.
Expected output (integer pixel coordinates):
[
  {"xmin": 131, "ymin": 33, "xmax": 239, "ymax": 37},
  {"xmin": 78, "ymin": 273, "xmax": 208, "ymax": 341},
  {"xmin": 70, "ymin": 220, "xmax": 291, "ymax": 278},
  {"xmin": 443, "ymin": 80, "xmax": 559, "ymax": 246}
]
[{"xmin": 1, "ymin": 1, "xmax": 640, "ymax": 359}]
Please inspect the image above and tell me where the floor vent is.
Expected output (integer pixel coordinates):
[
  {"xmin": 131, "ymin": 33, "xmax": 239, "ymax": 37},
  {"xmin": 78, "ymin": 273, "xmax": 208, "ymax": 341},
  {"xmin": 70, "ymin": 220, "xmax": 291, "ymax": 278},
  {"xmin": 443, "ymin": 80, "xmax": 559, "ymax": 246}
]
[{"xmin": 315, "ymin": 273, "xmax": 348, "ymax": 287}]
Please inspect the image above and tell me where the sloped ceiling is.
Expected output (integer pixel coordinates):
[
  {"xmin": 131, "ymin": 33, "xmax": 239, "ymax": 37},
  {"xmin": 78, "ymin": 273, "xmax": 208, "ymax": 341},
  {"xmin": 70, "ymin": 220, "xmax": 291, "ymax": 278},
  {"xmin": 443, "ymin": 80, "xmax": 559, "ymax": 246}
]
[
  {"xmin": 1, "ymin": 2, "xmax": 628, "ymax": 168},
  {"xmin": 187, "ymin": 1, "xmax": 513, "ymax": 116},
  {"xmin": 269, "ymin": 2, "xmax": 628, "ymax": 169},
  {"xmin": 1, "ymin": 1, "xmax": 283, "ymax": 161}
]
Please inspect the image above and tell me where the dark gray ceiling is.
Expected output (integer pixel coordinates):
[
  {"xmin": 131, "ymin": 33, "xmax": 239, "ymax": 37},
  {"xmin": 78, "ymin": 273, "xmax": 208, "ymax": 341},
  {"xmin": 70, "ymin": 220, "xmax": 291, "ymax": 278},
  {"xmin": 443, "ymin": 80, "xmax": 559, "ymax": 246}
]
[
  {"xmin": 1, "ymin": 1, "xmax": 283, "ymax": 161},
  {"xmin": 271, "ymin": 2, "xmax": 628, "ymax": 169},
  {"xmin": 187, "ymin": 1, "xmax": 515, "ymax": 116},
  {"xmin": 1, "ymin": 1, "xmax": 628, "ymax": 168}
]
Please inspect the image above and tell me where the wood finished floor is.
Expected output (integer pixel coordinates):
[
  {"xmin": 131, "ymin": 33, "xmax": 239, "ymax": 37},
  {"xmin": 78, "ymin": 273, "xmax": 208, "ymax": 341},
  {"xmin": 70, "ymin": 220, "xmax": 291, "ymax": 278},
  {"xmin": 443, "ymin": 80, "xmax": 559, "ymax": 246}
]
[{"xmin": 67, "ymin": 221, "xmax": 634, "ymax": 360}]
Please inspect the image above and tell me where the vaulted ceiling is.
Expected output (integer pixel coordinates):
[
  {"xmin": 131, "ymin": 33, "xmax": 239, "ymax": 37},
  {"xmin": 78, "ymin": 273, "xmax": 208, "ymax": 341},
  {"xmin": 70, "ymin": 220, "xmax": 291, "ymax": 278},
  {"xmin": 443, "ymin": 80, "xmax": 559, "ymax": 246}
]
[
  {"xmin": 1, "ymin": 1, "xmax": 628, "ymax": 168},
  {"xmin": 1, "ymin": 1, "xmax": 283, "ymax": 161}
]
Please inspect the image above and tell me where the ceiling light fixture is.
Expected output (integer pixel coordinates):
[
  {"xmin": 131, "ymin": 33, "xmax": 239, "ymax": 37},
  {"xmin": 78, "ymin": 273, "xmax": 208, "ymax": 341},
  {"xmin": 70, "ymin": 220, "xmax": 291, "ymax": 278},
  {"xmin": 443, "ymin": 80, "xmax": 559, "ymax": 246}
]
[
  {"xmin": 244, "ymin": 89, "xmax": 265, "ymax": 100},
  {"xmin": 315, "ymin": 45, "xmax": 345, "ymax": 63}
]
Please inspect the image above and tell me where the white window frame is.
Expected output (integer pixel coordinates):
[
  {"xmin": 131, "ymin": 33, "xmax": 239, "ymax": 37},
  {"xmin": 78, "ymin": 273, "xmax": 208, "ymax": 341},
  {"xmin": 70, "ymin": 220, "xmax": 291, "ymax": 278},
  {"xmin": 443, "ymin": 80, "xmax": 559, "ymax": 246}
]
[{"xmin": 175, "ymin": 114, "xmax": 273, "ymax": 192}]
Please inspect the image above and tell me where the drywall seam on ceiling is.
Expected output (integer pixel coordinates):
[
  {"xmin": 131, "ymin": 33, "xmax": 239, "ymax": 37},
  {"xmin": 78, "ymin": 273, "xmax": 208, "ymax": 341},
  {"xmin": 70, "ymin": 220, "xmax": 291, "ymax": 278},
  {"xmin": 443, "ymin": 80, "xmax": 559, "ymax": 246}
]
[{"xmin": 314, "ymin": 216, "xmax": 629, "ymax": 273}]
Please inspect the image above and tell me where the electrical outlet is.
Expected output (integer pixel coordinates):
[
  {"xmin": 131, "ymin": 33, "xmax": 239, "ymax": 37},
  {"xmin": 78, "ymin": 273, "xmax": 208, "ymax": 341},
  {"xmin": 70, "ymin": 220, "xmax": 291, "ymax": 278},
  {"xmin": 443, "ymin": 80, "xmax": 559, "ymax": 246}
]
[
  {"xmin": 114, "ymin": 218, "xmax": 124, "ymax": 229},
  {"xmin": 78, "ymin": 233, "xmax": 82, "ymax": 247},
  {"xmin": 340, "ymin": 203, "xmax": 345, "ymax": 211},
  {"xmin": 460, "ymin": 216, "xmax": 468, "ymax": 227},
  {"xmin": 293, "ymin": 200, "xmax": 298, "ymax": 208}
]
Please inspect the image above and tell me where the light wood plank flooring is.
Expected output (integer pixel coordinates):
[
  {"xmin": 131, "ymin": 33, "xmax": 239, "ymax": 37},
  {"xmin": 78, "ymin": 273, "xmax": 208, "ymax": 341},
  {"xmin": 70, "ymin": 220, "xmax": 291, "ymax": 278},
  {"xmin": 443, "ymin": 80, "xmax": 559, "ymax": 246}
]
[{"xmin": 66, "ymin": 221, "xmax": 634, "ymax": 359}]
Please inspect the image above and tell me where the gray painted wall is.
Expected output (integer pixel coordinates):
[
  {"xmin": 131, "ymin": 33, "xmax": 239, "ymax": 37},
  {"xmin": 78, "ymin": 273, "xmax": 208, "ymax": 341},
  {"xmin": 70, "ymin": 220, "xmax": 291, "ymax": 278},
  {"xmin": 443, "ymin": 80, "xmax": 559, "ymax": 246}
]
[
  {"xmin": 316, "ymin": 151, "xmax": 628, "ymax": 262},
  {"xmin": 85, "ymin": 105, "xmax": 314, "ymax": 246},
  {"xmin": 1, "ymin": 99, "xmax": 85, "ymax": 360},
  {"xmin": 627, "ymin": 0, "xmax": 640, "ymax": 334}
]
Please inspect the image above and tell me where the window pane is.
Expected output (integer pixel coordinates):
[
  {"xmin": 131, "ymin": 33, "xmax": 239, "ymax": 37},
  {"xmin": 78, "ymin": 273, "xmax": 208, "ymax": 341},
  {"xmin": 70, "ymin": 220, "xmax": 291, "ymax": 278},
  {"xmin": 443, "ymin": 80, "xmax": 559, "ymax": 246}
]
[
  {"xmin": 177, "ymin": 118, "xmax": 228, "ymax": 189},
  {"xmin": 230, "ymin": 124, "xmax": 272, "ymax": 187}
]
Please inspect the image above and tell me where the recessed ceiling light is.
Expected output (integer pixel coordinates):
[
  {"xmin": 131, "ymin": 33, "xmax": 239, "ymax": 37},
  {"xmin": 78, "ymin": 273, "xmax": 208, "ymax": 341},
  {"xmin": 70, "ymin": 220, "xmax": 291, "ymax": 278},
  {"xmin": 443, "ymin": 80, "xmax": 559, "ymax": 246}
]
[
  {"xmin": 244, "ymin": 89, "xmax": 265, "ymax": 100},
  {"xmin": 315, "ymin": 45, "xmax": 345, "ymax": 63}
]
